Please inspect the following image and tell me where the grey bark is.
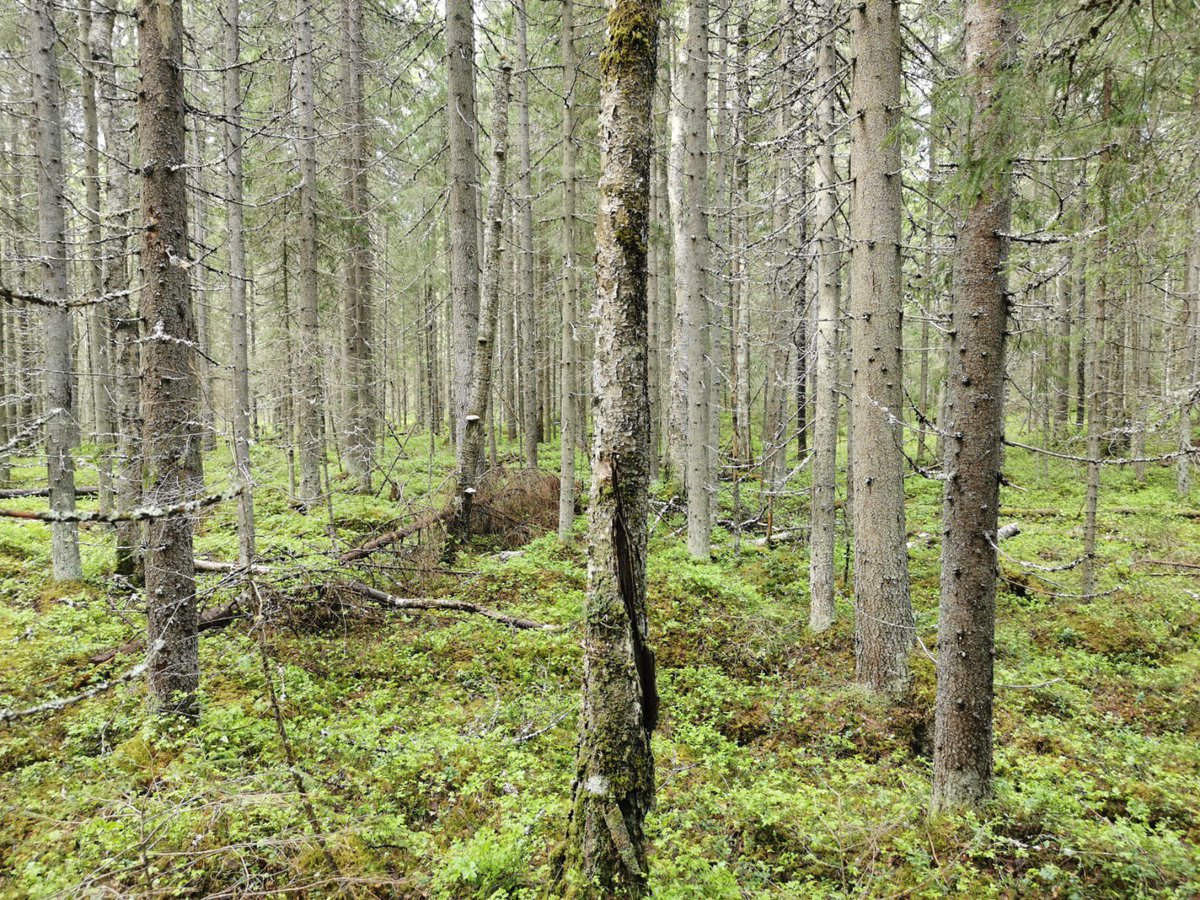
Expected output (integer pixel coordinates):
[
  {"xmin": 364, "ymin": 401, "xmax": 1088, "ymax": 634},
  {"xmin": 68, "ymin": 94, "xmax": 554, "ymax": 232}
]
[
  {"xmin": 294, "ymin": 0, "xmax": 325, "ymax": 506},
  {"xmin": 92, "ymin": 3, "xmax": 142, "ymax": 579},
  {"xmin": 453, "ymin": 63, "xmax": 511, "ymax": 545},
  {"xmin": 848, "ymin": 0, "xmax": 913, "ymax": 696},
  {"xmin": 558, "ymin": 0, "xmax": 580, "ymax": 539},
  {"xmin": 516, "ymin": 0, "xmax": 538, "ymax": 470},
  {"xmin": 808, "ymin": 6, "xmax": 840, "ymax": 633},
  {"xmin": 447, "ymin": 0, "xmax": 481, "ymax": 463},
  {"xmin": 225, "ymin": 0, "xmax": 255, "ymax": 573},
  {"xmin": 340, "ymin": 0, "xmax": 375, "ymax": 492},
  {"xmin": 682, "ymin": 0, "xmax": 711, "ymax": 558},
  {"xmin": 137, "ymin": 0, "xmax": 204, "ymax": 716},
  {"xmin": 31, "ymin": 1, "xmax": 83, "ymax": 582},
  {"xmin": 931, "ymin": 0, "xmax": 1014, "ymax": 811},
  {"xmin": 79, "ymin": 0, "xmax": 114, "ymax": 511},
  {"xmin": 562, "ymin": 0, "xmax": 659, "ymax": 889}
]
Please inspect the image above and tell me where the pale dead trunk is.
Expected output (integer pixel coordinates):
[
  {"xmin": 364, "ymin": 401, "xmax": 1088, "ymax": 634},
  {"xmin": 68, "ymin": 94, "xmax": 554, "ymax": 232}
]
[{"xmin": 558, "ymin": 0, "xmax": 580, "ymax": 539}]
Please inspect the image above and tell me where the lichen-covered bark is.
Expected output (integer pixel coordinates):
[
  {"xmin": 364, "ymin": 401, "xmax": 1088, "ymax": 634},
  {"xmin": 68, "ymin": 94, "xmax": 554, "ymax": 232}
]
[
  {"xmin": 931, "ymin": 0, "xmax": 1014, "ymax": 811},
  {"xmin": 31, "ymin": 1, "xmax": 83, "ymax": 582},
  {"xmin": 848, "ymin": 0, "xmax": 914, "ymax": 696},
  {"xmin": 137, "ymin": 0, "xmax": 204, "ymax": 716},
  {"xmin": 561, "ymin": 0, "xmax": 659, "ymax": 892}
]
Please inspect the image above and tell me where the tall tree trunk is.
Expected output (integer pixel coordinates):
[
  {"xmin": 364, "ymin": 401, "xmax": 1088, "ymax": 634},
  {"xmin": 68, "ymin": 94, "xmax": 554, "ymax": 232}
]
[
  {"xmin": 453, "ymin": 64, "xmax": 511, "ymax": 545},
  {"xmin": 763, "ymin": 0, "xmax": 793, "ymax": 498},
  {"xmin": 562, "ymin": 0, "xmax": 659, "ymax": 888},
  {"xmin": 931, "ymin": 0, "xmax": 1014, "ymax": 811},
  {"xmin": 1054, "ymin": 249, "xmax": 1073, "ymax": 435},
  {"xmin": 31, "ymin": 1, "xmax": 83, "ymax": 582},
  {"xmin": 516, "ymin": 0, "xmax": 538, "ymax": 470},
  {"xmin": 730, "ymin": 11, "xmax": 751, "ymax": 516},
  {"xmin": 666, "ymin": 31, "xmax": 689, "ymax": 486},
  {"xmin": 341, "ymin": 0, "xmax": 375, "ymax": 492},
  {"xmin": 92, "ymin": 3, "xmax": 142, "ymax": 579},
  {"xmin": 917, "ymin": 139, "xmax": 936, "ymax": 461},
  {"xmin": 848, "ymin": 0, "xmax": 913, "ymax": 696},
  {"xmin": 448, "ymin": 0, "xmax": 481, "ymax": 466},
  {"xmin": 225, "ymin": 0, "xmax": 255, "ymax": 573},
  {"xmin": 558, "ymin": 0, "xmax": 580, "ymax": 539},
  {"xmin": 138, "ymin": 0, "xmax": 203, "ymax": 715},
  {"xmin": 294, "ymin": 0, "xmax": 325, "ymax": 506},
  {"xmin": 79, "ymin": 0, "xmax": 115, "ymax": 512},
  {"xmin": 808, "ymin": 3, "xmax": 840, "ymax": 633},
  {"xmin": 683, "ymin": 0, "xmax": 711, "ymax": 558}
]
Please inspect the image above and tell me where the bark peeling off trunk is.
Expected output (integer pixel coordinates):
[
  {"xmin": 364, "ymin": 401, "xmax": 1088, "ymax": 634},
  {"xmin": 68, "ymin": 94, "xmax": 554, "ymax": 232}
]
[{"xmin": 562, "ymin": 0, "xmax": 660, "ymax": 892}]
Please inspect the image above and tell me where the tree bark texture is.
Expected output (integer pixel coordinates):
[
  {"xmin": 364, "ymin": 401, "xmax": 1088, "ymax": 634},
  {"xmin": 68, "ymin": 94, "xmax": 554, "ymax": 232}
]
[
  {"xmin": 931, "ymin": 0, "xmax": 1014, "ymax": 811},
  {"xmin": 562, "ymin": 0, "xmax": 660, "ymax": 891},
  {"xmin": 848, "ymin": 0, "xmax": 914, "ymax": 696},
  {"xmin": 137, "ymin": 0, "xmax": 204, "ymax": 715}
]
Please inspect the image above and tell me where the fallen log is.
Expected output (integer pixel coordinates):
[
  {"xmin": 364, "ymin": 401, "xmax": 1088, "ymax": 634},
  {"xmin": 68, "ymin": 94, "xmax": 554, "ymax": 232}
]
[
  {"xmin": 1137, "ymin": 558, "xmax": 1200, "ymax": 571},
  {"xmin": 338, "ymin": 507, "xmax": 448, "ymax": 563}
]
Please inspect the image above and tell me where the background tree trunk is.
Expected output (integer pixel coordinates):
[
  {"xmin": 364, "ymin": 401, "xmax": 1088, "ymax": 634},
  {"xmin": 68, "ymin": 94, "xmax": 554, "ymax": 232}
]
[
  {"xmin": 558, "ymin": 0, "xmax": 579, "ymax": 540},
  {"xmin": 31, "ymin": 1, "xmax": 82, "ymax": 582},
  {"xmin": 225, "ymin": 0, "xmax": 255, "ymax": 573},
  {"xmin": 294, "ymin": 0, "xmax": 325, "ymax": 506}
]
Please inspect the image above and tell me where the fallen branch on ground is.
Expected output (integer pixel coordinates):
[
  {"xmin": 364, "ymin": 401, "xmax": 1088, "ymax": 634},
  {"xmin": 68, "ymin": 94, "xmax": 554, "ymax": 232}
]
[
  {"xmin": 342, "ymin": 580, "xmax": 560, "ymax": 631},
  {"xmin": 3, "ymin": 640, "xmax": 164, "ymax": 723}
]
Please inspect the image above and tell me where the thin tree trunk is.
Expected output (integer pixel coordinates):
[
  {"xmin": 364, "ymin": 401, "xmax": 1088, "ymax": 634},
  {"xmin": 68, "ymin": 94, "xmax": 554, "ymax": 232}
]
[
  {"xmin": 562, "ymin": 0, "xmax": 659, "ymax": 887},
  {"xmin": 225, "ymin": 0, "xmax": 255, "ymax": 574},
  {"xmin": 931, "ymin": 0, "xmax": 1014, "ymax": 811},
  {"xmin": 558, "ymin": 0, "xmax": 579, "ymax": 539},
  {"xmin": 848, "ymin": 0, "xmax": 913, "ymax": 696},
  {"xmin": 295, "ymin": 0, "xmax": 325, "ymax": 506},
  {"xmin": 516, "ymin": 0, "xmax": 538, "ymax": 469},
  {"xmin": 683, "ymin": 0, "xmax": 711, "ymax": 558},
  {"xmin": 341, "ymin": 0, "xmax": 375, "ymax": 492},
  {"xmin": 138, "ymin": 0, "xmax": 203, "ymax": 716},
  {"xmin": 1178, "ymin": 203, "xmax": 1199, "ymax": 498},
  {"xmin": 730, "ymin": 12, "xmax": 751, "ymax": 515},
  {"xmin": 453, "ymin": 64, "xmax": 511, "ymax": 545},
  {"xmin": 808, "ymin": 3, "xmax": 840, "ymax": 633},
  {"xmin": 79, "ymin": 0, "xmax": 115, "ymax": 512},
  {"xmin": 31, "ymin": 1, "xmax": 82, "ymax": 582}
]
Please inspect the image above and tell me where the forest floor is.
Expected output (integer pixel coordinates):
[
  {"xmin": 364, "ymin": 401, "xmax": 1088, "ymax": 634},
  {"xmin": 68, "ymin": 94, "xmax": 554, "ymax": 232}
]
[{"xmin": 1, "ymin": 429, "xmax": 1198, "ymax": 898}]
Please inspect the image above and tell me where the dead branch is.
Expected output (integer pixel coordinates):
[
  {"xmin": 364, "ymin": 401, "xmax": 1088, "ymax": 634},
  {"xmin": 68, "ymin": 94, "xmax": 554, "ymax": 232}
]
[{"xmin": 342, "ymin": 580, "xmax": 560, "ymax": 631}]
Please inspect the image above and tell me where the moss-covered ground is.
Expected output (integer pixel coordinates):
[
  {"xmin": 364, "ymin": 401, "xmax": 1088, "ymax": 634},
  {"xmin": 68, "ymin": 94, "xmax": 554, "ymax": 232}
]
[{"xmin": 1, "ymin": 428, "xmax": 1198, "ymax": 897}]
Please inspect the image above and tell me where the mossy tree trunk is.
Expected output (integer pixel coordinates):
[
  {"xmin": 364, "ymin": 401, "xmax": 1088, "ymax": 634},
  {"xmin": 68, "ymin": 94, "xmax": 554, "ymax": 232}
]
[{"xmin": 562, "ymin": 0, "xmax": 660, "ymax": 891}]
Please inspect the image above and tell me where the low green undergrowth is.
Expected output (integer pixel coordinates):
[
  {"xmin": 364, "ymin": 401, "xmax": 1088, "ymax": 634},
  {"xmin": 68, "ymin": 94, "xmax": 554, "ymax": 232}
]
[{"xmin": 1, "ymin": 428, "xmax": 1197, "ymax": 897}]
